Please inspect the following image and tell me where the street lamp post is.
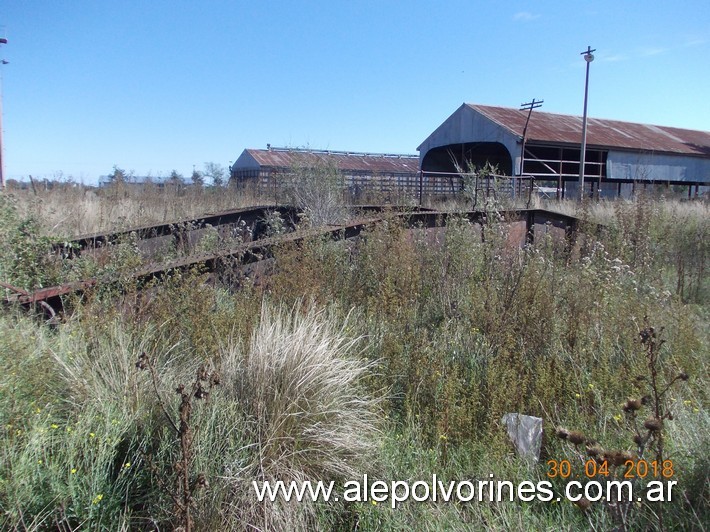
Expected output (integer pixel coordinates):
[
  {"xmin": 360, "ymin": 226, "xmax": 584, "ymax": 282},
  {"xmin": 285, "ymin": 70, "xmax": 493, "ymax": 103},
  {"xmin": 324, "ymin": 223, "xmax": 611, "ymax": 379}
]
[
  {"xmin": 0, "ymin": 37, "xmax": 7, "ymax": 189},
  {"xmin": 578, "ymin": 45, "xmax": 595, "ymax": 201}
]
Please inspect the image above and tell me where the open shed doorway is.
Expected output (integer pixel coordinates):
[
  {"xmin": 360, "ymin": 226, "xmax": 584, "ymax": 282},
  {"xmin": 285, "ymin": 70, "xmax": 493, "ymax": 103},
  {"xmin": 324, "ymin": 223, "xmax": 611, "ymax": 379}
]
[{"xmin": 421, "ymin": 142, "xmax": 513, "ymax": 175}]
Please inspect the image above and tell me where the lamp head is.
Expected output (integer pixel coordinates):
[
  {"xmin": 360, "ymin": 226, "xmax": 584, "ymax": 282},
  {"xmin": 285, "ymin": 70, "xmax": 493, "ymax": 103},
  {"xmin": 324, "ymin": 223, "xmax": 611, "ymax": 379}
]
[{"xmin": 584, "ymin": 53, "xmax": 595, "ymax": 63}]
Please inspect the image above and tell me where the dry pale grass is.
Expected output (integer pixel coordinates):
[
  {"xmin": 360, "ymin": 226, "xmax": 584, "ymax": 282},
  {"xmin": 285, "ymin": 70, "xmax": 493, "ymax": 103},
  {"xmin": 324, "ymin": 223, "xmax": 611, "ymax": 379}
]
[
  {"xmin": 539, "ymin": 196, "xmax": 709, "ymax": 225},
  {"xmin": 6, "ymin": 183, "xmax": 273, "ymax": 237},
  {"xmin": 7, "ymin": 177, "xmax": 707, "ymax": 238},
  {"xmin": 221, "ymin": 302, "xmax": 382, "ymax": 531}
]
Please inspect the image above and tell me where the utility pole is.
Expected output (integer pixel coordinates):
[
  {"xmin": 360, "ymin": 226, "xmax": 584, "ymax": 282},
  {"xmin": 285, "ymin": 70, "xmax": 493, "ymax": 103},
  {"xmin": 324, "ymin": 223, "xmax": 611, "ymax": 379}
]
[
  {"xmin": 578, "ymin": 46, "xmax": 595, "ymax": 201},
  {"xmin": 518, "ymin": 99, "xmax": 543, "ymax": 202},
  {"xmin": 0, "ymin": 37, "xmax": 7, "ymax": 189},
  {"xmin": 519, "ymin": 99, "xmax": 543, "ymax": 177}
]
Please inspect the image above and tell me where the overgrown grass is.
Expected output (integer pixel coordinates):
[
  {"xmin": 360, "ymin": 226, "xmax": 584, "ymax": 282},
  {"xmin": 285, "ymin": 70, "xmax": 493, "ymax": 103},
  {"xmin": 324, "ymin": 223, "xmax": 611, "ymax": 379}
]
[
  {"xmin": 6, "ymin": 181, "xmax": 267, "ymax": 236},
  {"xmin": 0, "ymin": 187, "xmax": 707, "ymax": 530}
]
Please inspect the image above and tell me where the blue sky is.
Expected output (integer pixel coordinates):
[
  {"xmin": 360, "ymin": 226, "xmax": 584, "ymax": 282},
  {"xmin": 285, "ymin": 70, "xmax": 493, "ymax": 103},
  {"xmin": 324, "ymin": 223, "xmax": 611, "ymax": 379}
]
[{"xmin": 1, "ymin": 1, "xmax": 709, "ymax": 184}]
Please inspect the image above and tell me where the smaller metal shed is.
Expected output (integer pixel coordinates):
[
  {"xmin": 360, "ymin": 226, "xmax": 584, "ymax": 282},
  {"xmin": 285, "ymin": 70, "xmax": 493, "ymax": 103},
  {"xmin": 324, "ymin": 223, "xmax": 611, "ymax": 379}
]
[{"xmin": 230, "ymin": 146, "xmax": 421, "ymax": 194}]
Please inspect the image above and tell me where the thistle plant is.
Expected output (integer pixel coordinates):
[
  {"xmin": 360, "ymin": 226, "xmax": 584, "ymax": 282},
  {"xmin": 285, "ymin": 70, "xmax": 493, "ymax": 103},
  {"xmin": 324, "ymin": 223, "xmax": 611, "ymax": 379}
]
[
  {"xmin": 554, "ymin": 321, "xmax": 689, "ymax": 531},
  {"xmin": 136, "ymin": 352, "xmax": 220, "ymax": 532}
]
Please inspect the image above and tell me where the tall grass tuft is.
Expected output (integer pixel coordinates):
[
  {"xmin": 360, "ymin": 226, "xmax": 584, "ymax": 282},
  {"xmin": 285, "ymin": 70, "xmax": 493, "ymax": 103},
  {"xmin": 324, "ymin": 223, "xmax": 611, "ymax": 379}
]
[{"xmin": 222, "ymin": 302, "xmax": 381, "ymax": 530}]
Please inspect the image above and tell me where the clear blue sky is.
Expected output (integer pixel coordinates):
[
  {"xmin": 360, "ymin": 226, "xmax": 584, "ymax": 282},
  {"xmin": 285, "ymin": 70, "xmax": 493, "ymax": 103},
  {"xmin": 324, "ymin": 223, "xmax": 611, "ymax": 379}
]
[{"xmin": 2, "ymin": 1, "xmax": 709, "ymax": 184}]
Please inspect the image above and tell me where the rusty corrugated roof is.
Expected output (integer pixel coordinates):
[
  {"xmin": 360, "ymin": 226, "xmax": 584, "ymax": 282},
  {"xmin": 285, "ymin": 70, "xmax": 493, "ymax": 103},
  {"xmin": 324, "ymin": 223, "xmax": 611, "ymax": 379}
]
[
  {"xmin": 470, "ymin": 104, "xmax": 710, "ymax": 157},
  {"xmin": 246, "ymin": 148, "xmax": 420, "ymax": 173}
]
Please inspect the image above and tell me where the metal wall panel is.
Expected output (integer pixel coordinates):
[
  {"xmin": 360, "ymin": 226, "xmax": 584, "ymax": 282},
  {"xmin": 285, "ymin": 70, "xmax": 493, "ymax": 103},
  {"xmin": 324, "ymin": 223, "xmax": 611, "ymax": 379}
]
[{"xmin": 607, "ymin": 151, "xmax": 710, "ymax": 183}]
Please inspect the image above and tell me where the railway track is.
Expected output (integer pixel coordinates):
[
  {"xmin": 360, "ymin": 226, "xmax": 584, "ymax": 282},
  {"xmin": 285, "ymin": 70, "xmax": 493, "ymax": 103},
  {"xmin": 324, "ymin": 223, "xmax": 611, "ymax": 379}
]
[
  {"xmin": 52, "ymin": 205, "xmax": 303, "ymax": 259},
  {"xmin": 4, "ymin": 206, "xmax": 590, "ymax": 314},
  {"xmin": 52, "ymin": 204, "xmax": 436, "ymax": 258}
]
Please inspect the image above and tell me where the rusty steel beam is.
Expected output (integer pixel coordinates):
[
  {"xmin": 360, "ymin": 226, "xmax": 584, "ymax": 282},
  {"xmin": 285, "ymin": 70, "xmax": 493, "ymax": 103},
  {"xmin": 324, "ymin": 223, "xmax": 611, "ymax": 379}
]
[
  {"xmin": 53, "ymin": 205, "xmax": 302, "ymax": 256},
  {"xmin": 52, "ymin": 204, "xmax": 436, "ymax": 258},
  {"xmin": 0, "ymin": 281, "xmax": 29, "ymax": 296},
  {"xmin": 6, "ymin": 208, "xmax": 595, "ymax": 313}
]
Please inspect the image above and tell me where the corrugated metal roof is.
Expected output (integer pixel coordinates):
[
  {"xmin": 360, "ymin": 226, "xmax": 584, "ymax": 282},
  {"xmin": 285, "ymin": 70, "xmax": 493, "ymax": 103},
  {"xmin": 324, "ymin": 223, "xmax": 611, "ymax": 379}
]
[
  {"xmin": 470, "ymin": 104, "xmax": 710, "ymax": 157},
  {"xmin": 244, "ymin": 148, "xmax": 420, "ymax": 173}
]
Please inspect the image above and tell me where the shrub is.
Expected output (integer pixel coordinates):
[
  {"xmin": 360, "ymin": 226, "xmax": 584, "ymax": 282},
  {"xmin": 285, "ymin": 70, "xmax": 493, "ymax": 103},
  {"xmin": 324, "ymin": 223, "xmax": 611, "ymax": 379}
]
[
  {"xmin": 281, "ymin": 155, "xmax": 349, "ymax": 227},
  {"xmin": 0, "ymin": 194, "xmax": 57, "ymax": 290}
]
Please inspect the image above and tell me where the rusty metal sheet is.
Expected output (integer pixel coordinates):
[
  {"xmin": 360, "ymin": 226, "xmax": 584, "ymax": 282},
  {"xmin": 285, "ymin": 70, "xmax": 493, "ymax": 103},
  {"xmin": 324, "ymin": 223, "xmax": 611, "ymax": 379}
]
[
  {"xmin": 9, "ymin": 279, "xmax": 98, "ymax": 305},
  {"xmin": 471, "ymin": 104, "xmax": 710, "ymax": 157}
]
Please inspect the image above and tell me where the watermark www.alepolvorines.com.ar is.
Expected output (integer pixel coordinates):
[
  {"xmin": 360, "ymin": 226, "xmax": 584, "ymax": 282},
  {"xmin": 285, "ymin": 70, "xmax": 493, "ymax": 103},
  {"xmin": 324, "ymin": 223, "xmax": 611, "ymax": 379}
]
[{"xmin": 252, "ymin": 474, "xmax": 677, "ymax": 509}]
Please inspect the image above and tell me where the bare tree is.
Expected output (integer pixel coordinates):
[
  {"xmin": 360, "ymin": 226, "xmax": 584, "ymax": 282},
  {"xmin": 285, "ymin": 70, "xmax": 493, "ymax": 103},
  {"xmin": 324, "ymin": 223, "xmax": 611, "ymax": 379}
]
[{"xmin": 203, "ymin": 162, "xmax": 226, "ymax": 187}]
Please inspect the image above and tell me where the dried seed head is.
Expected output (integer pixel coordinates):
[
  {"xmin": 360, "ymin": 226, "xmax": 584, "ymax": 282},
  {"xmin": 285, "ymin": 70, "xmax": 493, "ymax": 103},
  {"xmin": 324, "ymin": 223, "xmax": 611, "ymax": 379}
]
[
  {"xmin": 639, "ymin": 327, "xmax": 655, "ymax": 344},
  {"xmin": 623, "ymin": 399, "xmax": 642, "ymax": 413},
  {"xmin": 195, "ymin": 473, "xmax": 209, "ymax": 489},
  {"xmin": 586, "ymin": 444, "xmax": 603, "ymax": 458},
  {"xmin": 678, "ymin": 371, "xmax": 689, "ymax": 382},
  {"xmin": 194, "ymin": 384, "xmax": 209, "ymax": 400},
  {"xmin": 644, "ymin": 417, "xmax": 663, "ymax": 432},
  {"xmin": 575, "ymin": 497, "xmax": 592, "ymax": 511},
  {"xmin": 556, "ymin": 427, "xmax": 569, "ymax": 440},
  {"xmin": 197, "ymin": 364, "xmax": 209, "ymax": 382},
  {"xmin": 135, "ymin": 352, "xmax": 149, "ymax": 370},
  {"xmin": 633, "ymin": 433, "xmax": 646, "ymax": 446},
  {"xmin": 619, "ymin": 450, "xmax": 634, "ymax": 462},
  {"xmin": 605, "ymin": 451, "xmax": 627, "ymax": 467},
  {"xmin": 175, "ymin": 384, "xmax": 185, "ymax": 395},
  {"xmin": 567, "ymin": 431, "xmax": 585, "ymax": 446},
  {"xmin": 210, "ymin": 371, "xmax": 221, "ymax": 386}
]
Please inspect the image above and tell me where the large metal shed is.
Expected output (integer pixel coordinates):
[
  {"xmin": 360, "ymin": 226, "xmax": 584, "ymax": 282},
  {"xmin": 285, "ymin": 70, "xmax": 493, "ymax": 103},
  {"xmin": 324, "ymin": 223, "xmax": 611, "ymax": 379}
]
[{"xmin": 418, "ymin": 104, "xmax": 710, "ymax": 198}]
